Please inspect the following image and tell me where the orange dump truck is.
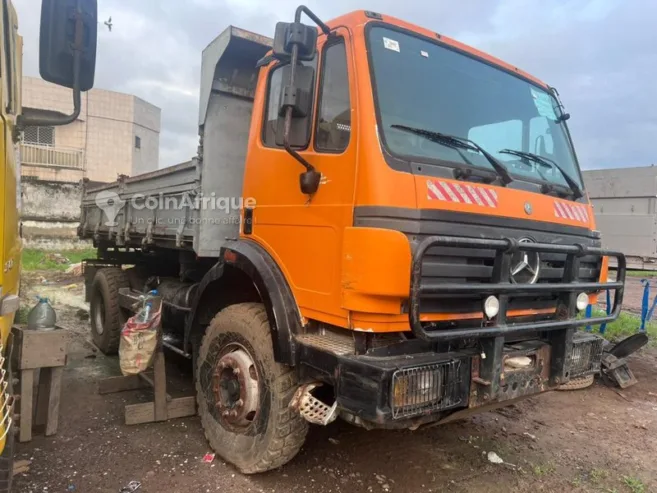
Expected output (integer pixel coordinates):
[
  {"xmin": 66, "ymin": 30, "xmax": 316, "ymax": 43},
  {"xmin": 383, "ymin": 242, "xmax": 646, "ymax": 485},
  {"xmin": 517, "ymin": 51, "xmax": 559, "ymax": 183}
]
[{"xmin": 78, "ymin": 7, "xmax": 625, "ymax": 473}]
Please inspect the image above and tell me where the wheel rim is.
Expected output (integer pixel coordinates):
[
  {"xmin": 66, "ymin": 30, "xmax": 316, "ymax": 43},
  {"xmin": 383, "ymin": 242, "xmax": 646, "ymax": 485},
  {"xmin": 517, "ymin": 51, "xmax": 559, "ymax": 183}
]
[
  {"xmin": 212, "ymin": 344, "xmax": 260, "ymax": 431},
  {"xmin": 92, "ymin": 294, "xmax": 105, "ymax": 335}
]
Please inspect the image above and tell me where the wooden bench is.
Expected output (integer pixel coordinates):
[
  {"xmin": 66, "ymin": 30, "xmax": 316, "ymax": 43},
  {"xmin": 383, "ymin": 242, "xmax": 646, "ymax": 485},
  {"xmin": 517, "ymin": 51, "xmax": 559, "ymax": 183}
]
[
  {"xmin": 98, "ymin": 346, "xmax": 196, "ymax": 425},
  {"xmin": 12, "ymin": 325, "xmax": 68, "ymax": 443}
]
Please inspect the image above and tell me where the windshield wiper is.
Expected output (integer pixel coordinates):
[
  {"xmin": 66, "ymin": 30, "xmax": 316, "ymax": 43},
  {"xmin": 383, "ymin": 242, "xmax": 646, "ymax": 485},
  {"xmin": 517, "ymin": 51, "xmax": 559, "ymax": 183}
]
[
  {"xmin": 391, "ymin": 124, "xmax": 513, "ymax": 185},
  {"xmin": 391, "ymin": 124, "xmax": 479, "ymax": 169},
  {"xmin": 499, "ymin": 149, "xmax": 583, "ymax": 199}
]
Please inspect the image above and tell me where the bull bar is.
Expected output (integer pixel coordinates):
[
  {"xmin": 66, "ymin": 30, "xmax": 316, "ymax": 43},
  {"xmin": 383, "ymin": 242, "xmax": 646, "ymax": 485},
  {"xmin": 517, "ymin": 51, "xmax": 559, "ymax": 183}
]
[{"xmin": 409, "ymin": 235, "xmax": 626, "ymax": 342}]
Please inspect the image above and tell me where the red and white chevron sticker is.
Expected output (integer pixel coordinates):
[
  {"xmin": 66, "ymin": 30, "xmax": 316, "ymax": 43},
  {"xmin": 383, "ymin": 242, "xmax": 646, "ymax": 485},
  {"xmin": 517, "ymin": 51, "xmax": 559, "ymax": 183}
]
[
  {"xmin": 427, "ymin": 179, "xmax": 498, "ymax": 208},
  {"xmin": 554, "ymin": 200, "xmax": 590, "ymax": 223}
]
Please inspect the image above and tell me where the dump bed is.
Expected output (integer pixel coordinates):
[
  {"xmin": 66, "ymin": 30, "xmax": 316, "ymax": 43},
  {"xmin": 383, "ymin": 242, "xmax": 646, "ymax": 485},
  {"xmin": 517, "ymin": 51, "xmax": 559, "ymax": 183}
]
[
  {"xmin": 80, "ymin": 160, "xmax": 200, "ymax": 249},
  {"xmin": 79, "ymin": 26, "xmax": 273, "ymax": 257}
]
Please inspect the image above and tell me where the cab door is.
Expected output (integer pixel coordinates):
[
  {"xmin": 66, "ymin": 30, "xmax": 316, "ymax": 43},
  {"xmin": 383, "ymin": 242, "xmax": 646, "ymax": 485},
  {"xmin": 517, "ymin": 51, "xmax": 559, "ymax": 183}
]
[{"xmin": 243, "ymin": 26, "xmax": 358, "ymax": 327}]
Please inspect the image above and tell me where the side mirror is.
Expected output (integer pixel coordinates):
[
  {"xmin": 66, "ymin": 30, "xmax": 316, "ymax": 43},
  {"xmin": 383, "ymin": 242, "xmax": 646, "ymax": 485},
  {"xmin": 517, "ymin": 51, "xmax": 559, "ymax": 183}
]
[
  {"xmin": 19, "ymin": 0, "xmax": 97, "ymax": 128},
  {"xmin": 274, "ymin": 6, "xmax": 330, "ymax": 196},
  {"xmin": 273, "ymin": 22, "xmax": 317, "ymax": 61},
  {"xmin": 275, "ymin": 64, "xmax": 315, "ymax": 148},
  {"xmin": 39, "ymin": 0, "xmax": 98, "ymax": 91}
]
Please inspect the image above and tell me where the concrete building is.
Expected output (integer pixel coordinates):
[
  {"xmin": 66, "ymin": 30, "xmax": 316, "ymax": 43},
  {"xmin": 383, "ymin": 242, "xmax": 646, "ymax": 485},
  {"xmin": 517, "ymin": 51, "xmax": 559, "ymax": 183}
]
[
  {"xmin": 20, "ymin": 76, "xmax": 161, "ymax": 183},
  {"xmin": 584, "ymin": 165, "xmax": 657, "ymax": 270}
]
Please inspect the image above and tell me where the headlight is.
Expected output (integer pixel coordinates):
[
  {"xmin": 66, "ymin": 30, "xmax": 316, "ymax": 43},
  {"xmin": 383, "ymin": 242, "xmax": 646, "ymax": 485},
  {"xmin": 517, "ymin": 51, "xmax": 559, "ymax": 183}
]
[
  {"xmin": 484, "ymin": 296, "xmax": 500, "ymax": 319},
  {"xmin": 576, "ymin": 292, "xmax": 589, "ymax": 312}
]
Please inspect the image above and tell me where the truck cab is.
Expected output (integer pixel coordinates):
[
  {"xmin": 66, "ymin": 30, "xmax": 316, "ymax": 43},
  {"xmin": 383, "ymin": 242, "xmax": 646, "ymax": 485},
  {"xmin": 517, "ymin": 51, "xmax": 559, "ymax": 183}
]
[
  {"xmin": 240, "ymin": 6, "xmax": 623, "ymax": 419},
  {"xmin": 79, "ymin": 7, "xmax": 625, "ymax": 474}
]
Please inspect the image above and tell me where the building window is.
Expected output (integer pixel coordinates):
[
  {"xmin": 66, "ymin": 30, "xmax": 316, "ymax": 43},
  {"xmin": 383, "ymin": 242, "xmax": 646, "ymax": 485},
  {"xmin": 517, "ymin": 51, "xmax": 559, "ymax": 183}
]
[
  {"xmin": 135, "ymin": 136, "xmax": 141, "ymax": 149},
  {"xmin": 23, "ymin": 126, "xmax": 55, "ymax": 147}
]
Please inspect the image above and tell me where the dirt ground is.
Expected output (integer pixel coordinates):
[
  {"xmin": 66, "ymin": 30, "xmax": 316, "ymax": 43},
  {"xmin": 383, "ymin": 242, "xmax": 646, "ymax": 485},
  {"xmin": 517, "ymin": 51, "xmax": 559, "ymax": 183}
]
[{"xmin": 13, "ymin": 271, "xmax": 657, "ymax": 493}]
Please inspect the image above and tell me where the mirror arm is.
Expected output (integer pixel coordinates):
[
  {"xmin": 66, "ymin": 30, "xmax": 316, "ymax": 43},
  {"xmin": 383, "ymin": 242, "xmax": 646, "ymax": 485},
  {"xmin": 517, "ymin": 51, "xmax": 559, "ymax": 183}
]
[
  {"xmin": 282, "ymin": 40, "xmax": 321, "ymax": 195},
  {"xmin": 283, "ymin": 41, "xmax": 314, "ymax": 172},
  {"xmin": 294, "ymin": 5, "xmax": 331, "ymax": 35},
  {"xmin": 280, "ymin": 5, "xmax": 328, "ymax": 195},
  {"xmin": 18, "ymin": 0, "xmax": 85, "ymax": 130}
]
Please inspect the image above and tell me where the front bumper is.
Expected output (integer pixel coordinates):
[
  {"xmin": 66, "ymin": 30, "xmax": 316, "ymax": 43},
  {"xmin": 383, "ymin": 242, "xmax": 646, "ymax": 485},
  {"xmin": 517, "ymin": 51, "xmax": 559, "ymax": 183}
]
[
  {"xmin": 298, "ymin": 330, "xmax": 605, "ymax": 427},
  {"xmin": 297, "ymin": 235, "xmax": 623, "ymax": 427},
  {"xmin": 410, "ymin": 235, "xmax": 626, "ymax": 341}
]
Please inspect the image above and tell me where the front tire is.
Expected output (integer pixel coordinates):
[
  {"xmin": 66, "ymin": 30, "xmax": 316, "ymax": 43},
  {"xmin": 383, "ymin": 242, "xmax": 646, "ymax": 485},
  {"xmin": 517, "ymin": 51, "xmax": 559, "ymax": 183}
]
[
  {"xmin": 196, "ymin": 303, "xmax": 308, "ymax": 473},
  {"xmin": 89, "ymin": 268, "xmax": 130, "ymax": 355}
]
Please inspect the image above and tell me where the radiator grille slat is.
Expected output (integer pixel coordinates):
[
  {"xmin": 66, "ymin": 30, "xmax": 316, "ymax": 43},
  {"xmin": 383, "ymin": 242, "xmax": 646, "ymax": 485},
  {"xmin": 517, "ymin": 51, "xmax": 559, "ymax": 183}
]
[{"xmin": 418, "ymin": 237, "xmax": 602, "ymax": 315}]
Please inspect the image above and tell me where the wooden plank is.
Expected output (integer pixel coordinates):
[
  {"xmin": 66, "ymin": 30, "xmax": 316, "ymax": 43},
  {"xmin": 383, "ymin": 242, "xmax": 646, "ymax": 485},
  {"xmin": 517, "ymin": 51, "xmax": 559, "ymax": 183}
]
[
  {"xmin": 136, "ymin": 372, "xmax": 173, "ymax": 401},
  {"xmin": 137, "ymin": 372, "xmax": 173, "ymax": 400},
  {"xmin": 19, "ymin": 369, "xmax": 35, "ymax": 443},
  {"xmin": 45, "ymin": 367, "xmax": 63, "ymax": 436},
  {"xmin": 13, "ymin": 326, "xmax": 68, "ymax": 370},
  {"xmin": 35, "ymin": 368, "xmax": 51, "ymax": 427},
  {"xmin": 12, "ymin": 459, "xmax": 31, "ymax": 476},
  {"xmin": 153, "ymin": 350, "xmax": 167, "ymax": 422},
  {"xmin": 124, "ymin": 396, "xmax": 196, "ymax": 426},
  {"xmin": 98, "ymin": 375, "xmax": 146, "ymax": 394}
]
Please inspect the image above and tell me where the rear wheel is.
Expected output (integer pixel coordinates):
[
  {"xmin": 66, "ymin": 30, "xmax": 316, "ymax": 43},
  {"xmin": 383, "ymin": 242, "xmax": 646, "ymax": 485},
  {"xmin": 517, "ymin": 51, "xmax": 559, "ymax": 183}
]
[
  {"xmin": 89, "ymin": 268, "xmax": 130, "ymax": 354},
  {"xmin": 196, "ymin": 303, "xmax": 308, "ymax": 473}
]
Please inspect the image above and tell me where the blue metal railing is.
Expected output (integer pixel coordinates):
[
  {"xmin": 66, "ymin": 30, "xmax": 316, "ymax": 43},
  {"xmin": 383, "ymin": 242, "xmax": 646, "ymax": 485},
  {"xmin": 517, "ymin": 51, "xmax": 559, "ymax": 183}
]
[
  {"xmin": 587, "ymin": 281, "xmax": 653, "ymax": 334},
  {"xmin": 586, "ymin": 290, "xmax": 612, "ymax": 334},
  {"xmin": 640, "ymin": 280, "xmax": 657, "ymax": 332}
]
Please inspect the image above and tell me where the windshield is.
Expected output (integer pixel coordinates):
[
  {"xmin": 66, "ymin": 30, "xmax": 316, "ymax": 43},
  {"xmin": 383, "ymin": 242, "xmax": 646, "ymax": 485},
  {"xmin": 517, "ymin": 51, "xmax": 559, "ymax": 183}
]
[{"xmin": 368, "ymin": 26, "xmax": 583, "ymax": 189}]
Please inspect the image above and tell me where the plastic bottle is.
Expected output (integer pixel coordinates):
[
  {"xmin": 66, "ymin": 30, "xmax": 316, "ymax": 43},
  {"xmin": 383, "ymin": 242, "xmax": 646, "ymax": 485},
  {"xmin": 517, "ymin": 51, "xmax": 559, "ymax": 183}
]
[
  {"xmin": 27, "ymin": 297, "xmax": 57, "ymax": 331},
  {"xmin": 141, "ymin": 302, "xmax": 153, "ymax": 323}
]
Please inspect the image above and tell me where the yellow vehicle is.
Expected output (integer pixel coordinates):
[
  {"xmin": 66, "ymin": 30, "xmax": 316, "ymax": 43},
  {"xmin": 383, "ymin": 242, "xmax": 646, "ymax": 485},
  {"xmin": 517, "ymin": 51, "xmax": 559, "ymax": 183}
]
[{"xmin": 0, "ymin": 0, "xmax": 97, "ymax": 489}]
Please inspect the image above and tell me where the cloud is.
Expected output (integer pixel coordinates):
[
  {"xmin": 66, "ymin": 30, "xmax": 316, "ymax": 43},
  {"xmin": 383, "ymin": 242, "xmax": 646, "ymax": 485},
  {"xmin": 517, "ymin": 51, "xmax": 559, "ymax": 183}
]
[
  {"xmin": 461, "ymin": 0, "xmax": 657, "ymax": 169},
  {"xmin": 15, "ymin": 0, "xmax": 655, "ymax": 170}
]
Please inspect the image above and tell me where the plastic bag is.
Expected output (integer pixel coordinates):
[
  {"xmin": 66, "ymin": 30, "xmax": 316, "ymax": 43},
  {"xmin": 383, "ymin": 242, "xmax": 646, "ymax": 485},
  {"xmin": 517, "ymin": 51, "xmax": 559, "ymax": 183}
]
[
  {"xmin": 119, "ymin": 304, "xmax": 161, "ymax": 376},
  {"xmin": 27, "ymin": 297, "xmax": 57, "ymax": 330}
]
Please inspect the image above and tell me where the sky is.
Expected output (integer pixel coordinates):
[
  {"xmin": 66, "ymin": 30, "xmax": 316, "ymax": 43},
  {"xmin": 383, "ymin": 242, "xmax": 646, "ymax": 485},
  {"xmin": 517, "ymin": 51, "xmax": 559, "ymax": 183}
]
[{"xmin": 14, "ymin": 0, "xmax": 657, "ymax": 170}]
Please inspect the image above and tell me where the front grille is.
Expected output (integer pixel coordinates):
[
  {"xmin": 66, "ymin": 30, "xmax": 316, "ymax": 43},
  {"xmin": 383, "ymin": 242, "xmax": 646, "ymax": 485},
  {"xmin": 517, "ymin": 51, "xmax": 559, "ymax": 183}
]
[
  {"xmin": 391, "ymin": 360, "xmax": 467, "ymax": 419},
  {"xmin": 418, "ymin": 243, "xmax": 602, "ymax": 315},
  {"xmin": 570, "ymin": 332, "xmax": 604, "ymax": 377}
]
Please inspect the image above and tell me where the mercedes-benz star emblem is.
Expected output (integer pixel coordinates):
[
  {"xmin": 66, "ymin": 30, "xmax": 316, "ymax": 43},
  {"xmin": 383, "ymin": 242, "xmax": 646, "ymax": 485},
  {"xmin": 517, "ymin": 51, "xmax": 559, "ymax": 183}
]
[{"xmin": 510, "ymin": 238, "xmax": 541, "ymax": 284}]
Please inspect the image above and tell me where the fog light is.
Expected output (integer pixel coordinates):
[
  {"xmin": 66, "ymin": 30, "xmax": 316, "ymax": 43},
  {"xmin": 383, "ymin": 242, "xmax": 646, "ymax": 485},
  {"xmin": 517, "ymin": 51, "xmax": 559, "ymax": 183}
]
[
  {"xmin": 484, "ymin": 296, "xmax": 500, "ymax": 319},
  {"xmin": 391, "ymin": 361, "xmax": 465, "ymax": 419},
  {"xmin": 576, "ymin": 292, "xmax": 589, "ymax": 312},
  {"xmin": 570, "ymin": 332, "xmax": 604, "ymax": 377}
]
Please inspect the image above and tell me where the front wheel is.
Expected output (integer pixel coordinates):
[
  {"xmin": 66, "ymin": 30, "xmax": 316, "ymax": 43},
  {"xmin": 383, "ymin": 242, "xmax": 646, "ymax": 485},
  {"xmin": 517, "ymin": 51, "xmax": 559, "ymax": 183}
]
[{"xmin": 196, "ymin": 303, "xmax": 308, "ymax": 473}]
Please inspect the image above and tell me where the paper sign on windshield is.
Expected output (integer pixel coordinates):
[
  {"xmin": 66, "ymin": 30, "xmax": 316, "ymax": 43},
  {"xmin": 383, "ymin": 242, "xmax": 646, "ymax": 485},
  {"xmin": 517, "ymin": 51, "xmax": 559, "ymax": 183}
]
[
  {"xmin": 531, "ymin": 88, "xmax": 558, "ymax": 121},
  {"xmin": 383, "ymin": 37, "xmax": 400, "ymax": 52}
]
